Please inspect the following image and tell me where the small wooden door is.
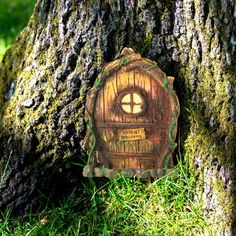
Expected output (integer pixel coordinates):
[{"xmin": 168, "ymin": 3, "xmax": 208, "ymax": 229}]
[
  {"xmin": 83, "ymin": 48, "xmax": 179, "ymax": 175},
  {"xmin": 94, "ymin": 67, "xmax": 172, "ymax": 169}
]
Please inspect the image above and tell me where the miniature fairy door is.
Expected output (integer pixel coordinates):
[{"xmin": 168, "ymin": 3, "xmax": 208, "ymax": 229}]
[{"xmin": 83, "ymin": 48, "xmax": 179, "ymax": 178}]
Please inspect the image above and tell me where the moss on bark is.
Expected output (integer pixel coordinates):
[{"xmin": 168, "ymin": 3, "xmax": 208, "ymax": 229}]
[{"xmin": 173, "ymin": 0, "xmax": 236, "ymax": 234}]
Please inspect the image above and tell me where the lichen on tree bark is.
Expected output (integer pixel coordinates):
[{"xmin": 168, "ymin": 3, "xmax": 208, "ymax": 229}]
[
  {"xmin": 173, "ymin": 0, "xmax": 236, "ymax": 234},
  {"xmin": 0, "ymin": 0, "xmax": 235, "ymax": 234}
]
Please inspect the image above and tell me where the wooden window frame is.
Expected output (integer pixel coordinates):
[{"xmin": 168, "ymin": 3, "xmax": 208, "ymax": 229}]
[{"xmin": 117, "ymin": 88, "xmax": 147, "ymax": 118}]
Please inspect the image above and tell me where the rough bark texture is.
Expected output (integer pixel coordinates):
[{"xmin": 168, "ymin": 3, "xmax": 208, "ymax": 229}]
[{"xmin": 0, "ymin": 0, "xmax": 235, "ymax": 234}]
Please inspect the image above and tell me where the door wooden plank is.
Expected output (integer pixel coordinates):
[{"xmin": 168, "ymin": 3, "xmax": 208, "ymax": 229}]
[{"xmin": 84, "ymin": 49, "xmax": 180, "ymax": 173}]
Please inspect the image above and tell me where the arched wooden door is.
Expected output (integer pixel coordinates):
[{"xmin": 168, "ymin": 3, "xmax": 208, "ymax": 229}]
[
  {"xmin": 83, "ymin": 48, "xmax": 179, "ymax": 175},
  {"xmin": 94, "ymin": 70, "xmax": 173, "ymax": 169}
]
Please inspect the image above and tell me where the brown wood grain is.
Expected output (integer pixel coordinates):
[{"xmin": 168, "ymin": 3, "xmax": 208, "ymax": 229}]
[{"xmin": 86, "ymin": 50, "xmax": 179, "ymax": 170}]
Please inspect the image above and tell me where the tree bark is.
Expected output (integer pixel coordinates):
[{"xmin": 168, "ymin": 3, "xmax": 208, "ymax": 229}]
[{"xmin": 0, "ymin": 0, "xmax": 235, "ymax": 234}]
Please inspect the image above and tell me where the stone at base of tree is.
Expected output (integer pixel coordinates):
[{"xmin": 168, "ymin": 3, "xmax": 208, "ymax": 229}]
[
  {"xmin": 82, "ymin": 164, "xmax": 174, "ymax": 179},
  {"xmin": 82, "ymin": 164, "xmax": 94, "ymax": 177}
]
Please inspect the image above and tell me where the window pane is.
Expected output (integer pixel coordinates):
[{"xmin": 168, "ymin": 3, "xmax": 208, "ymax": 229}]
[
  {"xmin": 121, "ymin": 94, "xmax": 131, "ymax": 103},
  {"xmin": 133, "ymin": 92, "xmax": 142, "ymax": 104},
  {"xmin": 122, "ymin": 104, "xmax": 131, "ymax": 113},
  {"xmin": 133, "ymin": 105, "xmax": 142, "ymax": 114}
]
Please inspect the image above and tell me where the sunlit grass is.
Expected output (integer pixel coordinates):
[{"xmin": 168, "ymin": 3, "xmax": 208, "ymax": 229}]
[
  {"xmin": 0, "ymin": 0, "xmax": 36, "ymax": 62},
  {"xmin": 0, "ymin": 39, "xmax": 10, "ymax": 62},
  {"xmin": 0, "ymin": 160, "xmax": 206, "ymax": 236}
]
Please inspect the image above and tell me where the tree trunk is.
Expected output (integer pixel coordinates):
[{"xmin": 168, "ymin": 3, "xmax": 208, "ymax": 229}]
[{"xmin": 0, "ymin": 0, "xmax": 235, "ymax": 233}]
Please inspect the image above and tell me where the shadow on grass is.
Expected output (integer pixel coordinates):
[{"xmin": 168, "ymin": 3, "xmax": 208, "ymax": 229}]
[{"xmin": 0, "ymin": 161, "xmax": 206, "ymax": 235}]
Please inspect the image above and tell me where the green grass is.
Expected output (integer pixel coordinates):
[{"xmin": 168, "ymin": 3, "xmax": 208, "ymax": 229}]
[
  {"xmin": 0, "ymin": 160, "xmax": 206, "ymax": 236},
  {"xmin": 0, "ymin": 0, "xmax": 36, "ymax": 61}
]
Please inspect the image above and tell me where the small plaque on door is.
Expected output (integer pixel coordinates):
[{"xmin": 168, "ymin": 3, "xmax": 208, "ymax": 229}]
[{"xmin": 118, "ymin": 128, "xmax": 146, "ymax": 141}]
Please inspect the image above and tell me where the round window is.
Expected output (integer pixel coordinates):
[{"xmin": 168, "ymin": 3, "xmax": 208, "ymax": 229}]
[{"xmin": 117, "ymin": 89, "xmax": 146, "ymax": 117}]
